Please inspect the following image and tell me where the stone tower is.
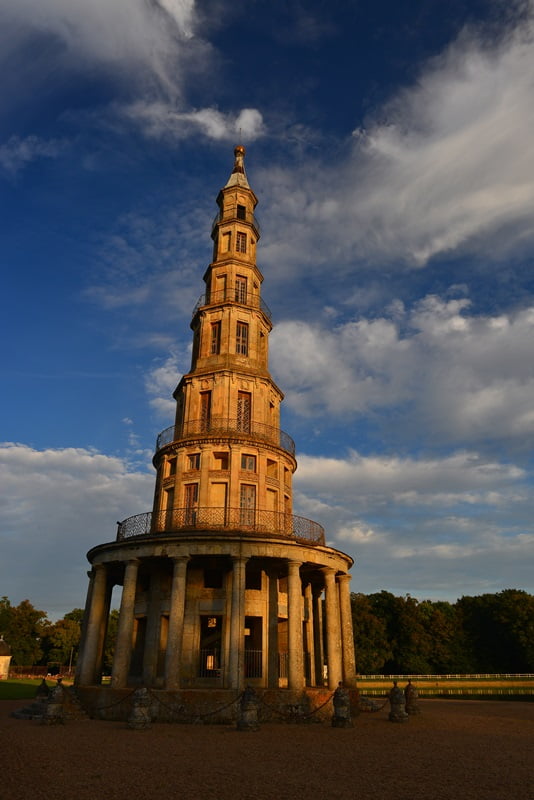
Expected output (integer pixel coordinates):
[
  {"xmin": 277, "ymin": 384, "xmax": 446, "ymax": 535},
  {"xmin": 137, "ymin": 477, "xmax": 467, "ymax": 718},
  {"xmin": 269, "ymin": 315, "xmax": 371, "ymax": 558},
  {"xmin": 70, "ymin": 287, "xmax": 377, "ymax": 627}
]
[{"xmin": 75, "ymin": 147, "xmax": 356, "ymax": 710}]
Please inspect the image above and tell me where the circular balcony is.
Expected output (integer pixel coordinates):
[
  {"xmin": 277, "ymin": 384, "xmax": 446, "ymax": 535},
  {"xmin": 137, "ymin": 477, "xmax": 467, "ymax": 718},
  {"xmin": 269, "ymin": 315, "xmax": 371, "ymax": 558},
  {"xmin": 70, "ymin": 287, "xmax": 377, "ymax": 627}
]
[
  {"xmin": 155, "ymin": 418, "xmax": 295, "ymax": 456},
  {"xmin": 116, "ymin": 507, "xmax": 325, "ymax": 546},
  {"xmin": 192, "ymin": 287, "xmax": 272, "ymax": 320}
]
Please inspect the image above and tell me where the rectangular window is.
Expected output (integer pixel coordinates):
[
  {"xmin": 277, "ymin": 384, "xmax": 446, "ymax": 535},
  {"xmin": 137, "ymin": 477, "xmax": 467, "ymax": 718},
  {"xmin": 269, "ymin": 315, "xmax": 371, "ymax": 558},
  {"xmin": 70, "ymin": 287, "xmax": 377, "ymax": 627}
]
[
  {"xmin": 166, "ymin": 457, "xmax": 177, "ymax": 477},
  {"xmin": 213, "ymin": 452, "xmax": 229, "ymax": 470},
  {"xmin": 237, "ymin": 204, "xmax": 246, "ymax": 220},
  {"xmin": 235, "ymin": 276, "xmax": 247, "ymax": 303},
  {"xmin": 240, "ymin": 484, "xmax": 256, "ymax": 526},
  {"xmin": 222, "ymin": 232, "xmax": 231, "ymax": 253},
  {"xmin": 236, "ymin": 231, "xmax": 247, "ymax": 253},
  {"xmin": 237, "ymin": 391, "xmax": 251, "ymax": 433},
  {"xmin": 188, "ymin": 453, "xmax": 200, "ymax": 470},
  {"xmin": 266, "ymin": 459, "xmax": 277, "ymax": 479},
  {"xmin": 241, "ymin": 454, "xmax": 256, "ymax": 471},
  {"xmin": 184, "ymin": 483, "xmax": 198, "ymax": 525},
  {"xmin": 164, "ymin": 487, "xmax": 174, "ymax": 528},
  {"xmin": 236, "ymin": 322, "xmax": 248, "ymax": 355},
  {"xmin": 210, "ymin": 321, "xmax": 221, "ymax": 355},
  {"xmin": 200, "ymin": 391, "xmax": 211, "ymax": 432}
]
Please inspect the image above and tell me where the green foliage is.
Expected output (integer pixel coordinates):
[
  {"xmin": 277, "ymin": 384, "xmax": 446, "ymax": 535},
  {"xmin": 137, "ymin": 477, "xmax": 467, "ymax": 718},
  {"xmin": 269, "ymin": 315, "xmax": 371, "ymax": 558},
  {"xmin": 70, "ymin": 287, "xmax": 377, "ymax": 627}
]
[
  {"xmin": 103, "ymin": 609, "xmax": 119, "ymax": 673},
  {"xmin": 0, "ymin": 597, "xmax": 48, "ymax": 666},
  {"xmin": 351, "ymin": 589, "xmax": 534, "ymax": 674},
  {"xmin": 351, "ymin": 593, "xmax": 392, "ymax": 673},
  {"xmin": 40, "ymin": 616, "xmax": 81, "ymax": 666}
]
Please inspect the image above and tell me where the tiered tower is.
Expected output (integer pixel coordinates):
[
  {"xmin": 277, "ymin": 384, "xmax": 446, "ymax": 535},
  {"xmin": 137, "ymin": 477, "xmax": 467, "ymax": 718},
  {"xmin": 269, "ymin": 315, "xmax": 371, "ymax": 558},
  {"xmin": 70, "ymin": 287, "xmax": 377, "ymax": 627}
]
[{"xmin": 75, "ymin": 147, "xmax": 356, "ymax": 709}]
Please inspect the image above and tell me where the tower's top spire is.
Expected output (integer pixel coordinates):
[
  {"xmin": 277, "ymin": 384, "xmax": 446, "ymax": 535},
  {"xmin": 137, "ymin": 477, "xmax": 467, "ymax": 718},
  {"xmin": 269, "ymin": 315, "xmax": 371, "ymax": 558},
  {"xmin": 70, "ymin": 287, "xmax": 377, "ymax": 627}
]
[{"xmin": 224, "ymin": 144, "xmax": 250, "ymax": 189}]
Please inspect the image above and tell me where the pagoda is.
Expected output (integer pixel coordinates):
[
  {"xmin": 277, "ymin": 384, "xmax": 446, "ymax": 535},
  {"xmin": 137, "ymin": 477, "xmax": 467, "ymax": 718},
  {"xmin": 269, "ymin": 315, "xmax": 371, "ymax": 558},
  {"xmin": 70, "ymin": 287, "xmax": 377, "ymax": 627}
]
[{"xmin": 75, "ymin": 147, "xmax": 356, "ymax": 716}]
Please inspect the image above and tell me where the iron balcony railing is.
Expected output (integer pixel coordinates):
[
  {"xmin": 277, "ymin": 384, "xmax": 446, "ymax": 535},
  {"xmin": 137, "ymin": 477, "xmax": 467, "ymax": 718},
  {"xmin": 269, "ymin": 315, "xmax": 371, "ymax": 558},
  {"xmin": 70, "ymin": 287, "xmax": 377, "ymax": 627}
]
[
  {"xmin": 155, "ymin": 418, "xmax": 295, "ymax": 456},
  {"xmin": 211, "ymin": 210, "xmax": 261, "ymax": 237},
  {"xmin": 192, "ymin": 288, "xmax": 272, "ymax": 320},
  {"xmin": 116, "ymin": 507, "xmax": 325, "ymax": 545}
]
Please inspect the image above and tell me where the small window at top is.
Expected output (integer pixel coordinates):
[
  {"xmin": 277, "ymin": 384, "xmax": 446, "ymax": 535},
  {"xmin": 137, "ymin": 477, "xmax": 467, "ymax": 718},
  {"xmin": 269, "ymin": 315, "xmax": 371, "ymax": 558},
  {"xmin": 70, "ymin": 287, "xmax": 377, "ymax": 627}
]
[
  {"xmin": 237, "ymin": 204, "xmax": 246, "ymax": 220},
  {"xmin": 236, "ymin": 232, "xmax": 247, "ymax": 253},
  {"xmin": 188, "ymin": 453, "xmax": 200, "ymax": 470},
  {"xmin": 241, "ymin": 454, "xmax": 256, "ymax": 471}
]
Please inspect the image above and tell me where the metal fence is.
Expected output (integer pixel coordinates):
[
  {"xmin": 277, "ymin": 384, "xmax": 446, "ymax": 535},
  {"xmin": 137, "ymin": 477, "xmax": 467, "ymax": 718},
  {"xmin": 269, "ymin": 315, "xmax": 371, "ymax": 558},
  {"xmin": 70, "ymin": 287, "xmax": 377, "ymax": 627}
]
[
  {"xmin": 117, "ymin": 507, "xmax": 325, "ymax": 545},
  {"xmin": 155, "ymin": 418, "xmax": 295, "ymax": 456}
]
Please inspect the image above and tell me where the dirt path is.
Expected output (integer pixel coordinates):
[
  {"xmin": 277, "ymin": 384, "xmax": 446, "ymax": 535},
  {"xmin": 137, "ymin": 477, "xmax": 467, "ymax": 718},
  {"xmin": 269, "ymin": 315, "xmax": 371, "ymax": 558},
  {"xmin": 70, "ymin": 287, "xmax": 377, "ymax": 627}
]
[{"xmin": 1, "ymin": 699, "xmax": 533, "ymax": 800}]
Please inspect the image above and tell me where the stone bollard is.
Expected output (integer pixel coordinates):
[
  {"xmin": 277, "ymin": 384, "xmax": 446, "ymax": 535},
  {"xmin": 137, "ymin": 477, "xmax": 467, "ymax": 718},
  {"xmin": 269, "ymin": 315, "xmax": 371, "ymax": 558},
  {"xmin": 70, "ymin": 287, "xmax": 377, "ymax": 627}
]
[
  {"xmin": 127, "ymin": 687, "xmax": 152, "ymax": 730},
  {"xmin": 237, "ymin": 686, "xmax": 260, "ymax": 731},
  {"xmin": 43, "ymin": 678, "xmax": 65, "ymax": 725},
  {"xmin": 35, "ymin": 678, "xmax": 50, "ymax": 702},
  {"xmin": 388, "ymin": 680, "xmax": 409, "ymax": 723},
  {"xmin": 332, "ymin": 682, "xmax": 353, "ymax": 728},
  {"xmin": 404, "ymin": 680, "xmax": 421, "ymax": 715}
]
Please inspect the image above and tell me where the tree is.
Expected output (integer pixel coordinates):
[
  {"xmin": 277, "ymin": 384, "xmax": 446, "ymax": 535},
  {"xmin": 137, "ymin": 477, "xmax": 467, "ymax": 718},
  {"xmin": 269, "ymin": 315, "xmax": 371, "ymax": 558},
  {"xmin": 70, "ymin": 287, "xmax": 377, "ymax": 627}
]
[
  {"xmin": 103, "ymin": 609, "xmax": 119, "ymax": 673},
  {"xmin": 41, "ymin": 616, "xmax": 81, "ymax": 667},
  {"xmin": 351, "ymin": 593, "xmax": 392, "ymax": 673},
  {"xmin": 0, "ymin": 598, "xmax": 48, "ymax": 665}
]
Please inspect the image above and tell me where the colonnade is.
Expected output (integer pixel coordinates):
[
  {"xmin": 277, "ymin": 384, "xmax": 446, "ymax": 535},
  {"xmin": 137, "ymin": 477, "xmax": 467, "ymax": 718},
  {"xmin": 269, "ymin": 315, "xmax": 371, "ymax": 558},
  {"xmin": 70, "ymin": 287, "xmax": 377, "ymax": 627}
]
[{"xmin": 75, "ymin": 552, "xmax": 356, "ymax": 692}]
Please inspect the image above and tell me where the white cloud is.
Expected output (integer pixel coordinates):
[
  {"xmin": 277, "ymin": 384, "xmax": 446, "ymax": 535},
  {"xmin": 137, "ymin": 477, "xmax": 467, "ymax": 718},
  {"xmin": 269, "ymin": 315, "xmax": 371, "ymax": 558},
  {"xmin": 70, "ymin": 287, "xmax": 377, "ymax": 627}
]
[
  {"xmin": 271, "ymin": 296, "xmax": 534, "ymax": 449},
  {"xmin": 0, "ymin": 443, "xmax": 154, "ymax": 617},
  {"xmin": 292, "ymin": 448, "xmax": 534, "ymax": 599},
  {"xmin": 144, "ymin": 351, "xmax": 185, "ymax": 418},
  {"xmin": 121, "ymin": 102, "xmax": 264, "ymax": 142},
  {"xmin": 1, "ymin": 0, "xmax": 195, "ymax": 98},
  {"xmin": 0, "ymin": 135, "xmax": 65, "ymax": 175},
  {"xmin": 260, "ymin": 7, "xmax": 534, "ymax": 269}
]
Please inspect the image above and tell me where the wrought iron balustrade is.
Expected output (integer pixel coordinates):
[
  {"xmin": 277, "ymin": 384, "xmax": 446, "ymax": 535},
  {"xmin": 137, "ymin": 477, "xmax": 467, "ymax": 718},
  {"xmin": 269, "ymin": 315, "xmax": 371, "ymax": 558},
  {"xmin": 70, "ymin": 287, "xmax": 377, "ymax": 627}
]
[
  {"xmin": 211, "ymin": 210, "xmax": 261, "ymax": 237},
  {"xmin": 192, "ymin": 288, "xmax": 271, "ymax": 320},
  {"xmin": 116, "ymin": 506, "xmax": 325, "ymax": 545},
  {"xmin": 155, "ymin": 418, "xmax": 295, "ymax": 455}
]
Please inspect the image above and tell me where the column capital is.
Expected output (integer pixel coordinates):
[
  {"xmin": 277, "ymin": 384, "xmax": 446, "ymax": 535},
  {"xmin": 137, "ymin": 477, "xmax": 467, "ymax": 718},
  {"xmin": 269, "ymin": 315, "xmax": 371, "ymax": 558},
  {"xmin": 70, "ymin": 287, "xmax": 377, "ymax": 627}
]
[
  {"xmin": 287, "ymin": 559, "xmax": 302, "ymax": 573},
  {"xmin": 336, "ymin": 573, "xmax": 352, "ymax": 585}
]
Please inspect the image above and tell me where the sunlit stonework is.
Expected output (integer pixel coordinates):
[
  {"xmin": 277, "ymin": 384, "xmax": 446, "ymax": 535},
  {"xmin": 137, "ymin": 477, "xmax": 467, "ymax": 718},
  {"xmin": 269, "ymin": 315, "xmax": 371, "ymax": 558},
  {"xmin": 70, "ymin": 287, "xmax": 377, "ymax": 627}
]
[{"xmin": 75, "ymin": 147, "xmax": 356, "ymax": 714}]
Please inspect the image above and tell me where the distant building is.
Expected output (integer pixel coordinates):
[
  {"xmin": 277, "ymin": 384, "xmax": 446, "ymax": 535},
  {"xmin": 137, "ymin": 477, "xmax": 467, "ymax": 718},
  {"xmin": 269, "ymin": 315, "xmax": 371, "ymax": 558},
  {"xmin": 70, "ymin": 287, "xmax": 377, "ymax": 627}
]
[{"xmin": 75, "ymin": 147, "xmax": 356, "ymax": 708}]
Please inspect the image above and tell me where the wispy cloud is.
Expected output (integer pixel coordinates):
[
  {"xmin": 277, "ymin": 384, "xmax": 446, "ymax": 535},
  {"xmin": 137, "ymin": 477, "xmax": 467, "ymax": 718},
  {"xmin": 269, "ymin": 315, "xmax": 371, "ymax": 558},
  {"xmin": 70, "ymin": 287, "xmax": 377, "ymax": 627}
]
[
  {"xmin": 260, "ymin": 7, "xmax": 534, "ymax": 269},
  {"xmin": 0, "ymin": 135, "xmax": 65, "ymax": 175}
]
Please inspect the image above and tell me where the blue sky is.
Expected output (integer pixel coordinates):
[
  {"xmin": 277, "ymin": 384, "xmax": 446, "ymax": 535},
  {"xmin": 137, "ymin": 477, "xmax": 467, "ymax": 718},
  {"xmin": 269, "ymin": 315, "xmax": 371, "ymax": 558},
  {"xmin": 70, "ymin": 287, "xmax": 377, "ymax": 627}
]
[{"xmin": 2, "ymin": 0, "xmax": 534, "ymax": 618}]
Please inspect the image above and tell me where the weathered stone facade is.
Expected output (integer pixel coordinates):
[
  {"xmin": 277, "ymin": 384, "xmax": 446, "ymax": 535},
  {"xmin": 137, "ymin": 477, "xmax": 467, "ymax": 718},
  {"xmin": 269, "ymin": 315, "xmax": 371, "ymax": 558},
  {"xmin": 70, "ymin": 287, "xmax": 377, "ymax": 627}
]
[{"xmin": 75, "ymin": 148, "xmax": 357, "ymax": 711}]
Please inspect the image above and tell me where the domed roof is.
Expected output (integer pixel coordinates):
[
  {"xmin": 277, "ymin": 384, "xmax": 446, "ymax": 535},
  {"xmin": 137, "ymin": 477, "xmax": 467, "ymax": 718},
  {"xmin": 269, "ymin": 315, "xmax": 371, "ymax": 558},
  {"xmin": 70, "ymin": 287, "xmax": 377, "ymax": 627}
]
[{"xmin": 0, "ymin": 636, "xmax": 11, "ymax": 656}]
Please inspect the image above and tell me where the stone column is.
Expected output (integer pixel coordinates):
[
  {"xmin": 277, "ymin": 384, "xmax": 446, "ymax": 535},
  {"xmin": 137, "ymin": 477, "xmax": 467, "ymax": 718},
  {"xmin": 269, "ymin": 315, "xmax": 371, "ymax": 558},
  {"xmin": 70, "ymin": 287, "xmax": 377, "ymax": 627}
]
[
  {"xmin": 228, "ymin": 556, "xmax": 248, "ymax": 690},
  {"xmin": 142, "ymin": 567, "xmax": 161, "ymax": 686},
  {"xmin": 76, "ymin": 564, "xmax": 108, "ymax": 685},
  {"xmin": 287, "ymin": 560, "xmax": 304, "ymax": 690},
  {"xmin": 323, "ymin": 568, "xmax": 342, "ymax": 689},
  {"xmin": 337, "ymin": 573, "xmax": 357, "ymax": 685},
  {"xmin": 312, "ymin": 588, "xmax": 325, "ymax": 686},
  {"xmin": 111, "ymin": 559, "xmax": 140, "ymax": 689},
  {"xmin": 304, "ymin": 582, "xmax": 316, "ymax": 686},
  {"xmin": 267, "ymin": 569, "xmax": 279, "ymax": 688},
  {"xmin": 165, "ymin": 556, "xmax": 189, "ymax": 689}
]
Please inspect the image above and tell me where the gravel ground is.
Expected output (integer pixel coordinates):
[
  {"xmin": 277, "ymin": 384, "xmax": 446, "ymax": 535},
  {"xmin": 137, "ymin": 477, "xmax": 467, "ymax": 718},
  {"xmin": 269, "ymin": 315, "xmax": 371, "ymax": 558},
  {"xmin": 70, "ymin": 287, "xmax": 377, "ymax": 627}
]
[{"xmin": 1, "ymin": 698, "xmax": 533, "ymax": 800}]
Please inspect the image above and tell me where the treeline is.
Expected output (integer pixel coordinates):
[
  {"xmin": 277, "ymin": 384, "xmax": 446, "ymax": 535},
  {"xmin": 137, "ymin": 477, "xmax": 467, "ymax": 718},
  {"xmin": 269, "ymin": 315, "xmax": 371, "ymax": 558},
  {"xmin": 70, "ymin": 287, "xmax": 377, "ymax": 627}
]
[
  {"xmin": 2, "ymin": 590, "xmax": 534, "ymax": 674},
  {"xmin": 0, "ymin": 597, "xmax": 118, "ymax": 671},
  {"xmin": 351, "ymin": 589, "xmax": 534, "ymax": 674}
]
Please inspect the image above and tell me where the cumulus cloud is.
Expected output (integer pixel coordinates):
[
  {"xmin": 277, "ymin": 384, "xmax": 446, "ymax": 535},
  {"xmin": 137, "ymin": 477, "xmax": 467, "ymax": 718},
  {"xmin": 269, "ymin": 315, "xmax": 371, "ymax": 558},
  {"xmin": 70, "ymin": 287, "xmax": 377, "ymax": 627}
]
[
  {"xmin": 144, "ymin": 351, "xmax": 186, "ymax": 418},
  {"xmin": 260, "ymin": 7, "xmax": 534, "ymax": 269},
  {"xmin": 0, "ymin": 443, "xmax": 154, "ymax": 617},
  {"xmin": 271, "ymin": 296, "xmax": 534, "ymax": 451},
  {"xmin": 292, "ymin": 448, "xmax": 533, "ymax": 599}
]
